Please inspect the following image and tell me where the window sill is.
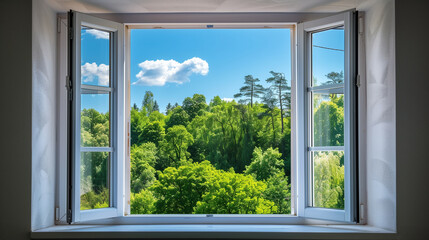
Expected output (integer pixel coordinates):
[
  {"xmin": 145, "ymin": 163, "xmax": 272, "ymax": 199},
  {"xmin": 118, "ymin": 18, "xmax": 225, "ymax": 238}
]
[{"xmin": 32, "ymin": 224, "xmax": 395, "ymax": 239}]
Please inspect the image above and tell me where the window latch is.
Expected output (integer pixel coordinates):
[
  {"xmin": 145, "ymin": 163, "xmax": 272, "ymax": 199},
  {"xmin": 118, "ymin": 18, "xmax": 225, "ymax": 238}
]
[{"xmin": 356, "ymin": 74, "xmax": 361, "ymax": 88}]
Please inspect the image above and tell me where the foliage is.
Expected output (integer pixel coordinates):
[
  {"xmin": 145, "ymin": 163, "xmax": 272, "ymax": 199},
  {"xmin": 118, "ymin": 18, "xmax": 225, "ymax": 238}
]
[
  {"xmin": 266, "ymin": 71, "xmax": 291, "ymax": 132},
  {"xmin": 263, "ymin": 172, "xmax": 291, "ymax": 214},
  {"xmin": 165, "ymin": 106, "xmax": 189, "ymax": 129},
  {"xmin": 150, "ymin": 161, "xmax": 214, "ymax": 214},
  {"xmin": 139, "ymin": 121, "xmax": 165, "ymax": 146},
  {"xmin": 245, "ymin": 147, "xmax": 283, "ymax": 181},
  {"xmin": 182, "ymin": 94, "xmax": 208, "ymax": 119},
  {"xmin": 313, "ymin": 151, "xmax": 344, "ymax": 209},
  {"xmin": 80, "ymin": 188, "xmax": 109, "ymax": 210},
  {"xmin": 81, "ymin": 70, "xmax": 345, "ymax": 214},
  {"xmin": 234, "ymin": 75, "xmax": 265, "ymax": 107},
  {"xmin": 195, "ymin": 169, "xmax": 277, "ymax": 214},
  {"xmin": 313, "ymin": 95, "xmax": 344, "ymax": 146},
  {"xmin": 162, "ymin": 125, "xmax": 194, "ymax": 167},
  {"xmin": 130, "ymin": 142, "xmax": 158, "ymax": 193},
  {"xmin": 131, "ymin": 189, "xmax": 156, "ymax": 214}
]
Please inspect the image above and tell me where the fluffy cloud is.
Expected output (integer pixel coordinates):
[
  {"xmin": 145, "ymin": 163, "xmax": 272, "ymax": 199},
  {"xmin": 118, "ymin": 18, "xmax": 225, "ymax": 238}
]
[
  {"xmin": 85, "ymin": 29, "xmax": 109, "ymax": 39},
  {"xmin": 81, "ymin": 62, "xmax": 109, "ymax": 86},
  {"xmin": 133, "ymin": 57, "xmax": 209, "ymax": 86},
  {"xmin": 222, "ymin": 98, "xmax": 234, "ymax": 102}
]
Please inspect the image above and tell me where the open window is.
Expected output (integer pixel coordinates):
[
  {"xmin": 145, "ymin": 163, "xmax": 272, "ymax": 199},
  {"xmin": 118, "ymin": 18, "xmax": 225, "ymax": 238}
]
[
  {"xmin": 64, "ymin": 9, "xmax": 358, "ymax": 224},
  {"xmin": 67, "ymin": 11, "xmax": 125, "ymax": 222},
  {"xmin": 296, "ymin": 12, "xmax": 357, "ymax": 222}
]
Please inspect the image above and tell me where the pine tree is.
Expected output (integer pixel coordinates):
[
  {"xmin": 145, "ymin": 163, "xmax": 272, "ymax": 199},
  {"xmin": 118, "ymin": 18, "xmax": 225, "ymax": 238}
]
[
  {"xmin": 266, "ymin": 71, "xmax": 291, "ymax": 133},
  {"xmin": 234, "ymin": 75, "xmax": 265, "ymax": 107}
]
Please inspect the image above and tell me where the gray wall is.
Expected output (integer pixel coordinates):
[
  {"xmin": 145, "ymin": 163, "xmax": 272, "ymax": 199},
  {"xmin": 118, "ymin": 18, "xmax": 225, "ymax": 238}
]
[
  {"xmin": 1, "ymin": 0, "xmax": 429, "ymax": 239},
  {"xmin": 395, "ymin": 0, "xmax": 429, "ymax": 239},
  {"xmin": 0, "ymin": 0, "xmax": 32, "ymax": 239}
]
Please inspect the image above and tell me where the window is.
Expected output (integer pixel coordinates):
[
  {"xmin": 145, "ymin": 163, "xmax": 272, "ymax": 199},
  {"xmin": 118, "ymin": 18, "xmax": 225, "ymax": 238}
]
[
  {"xmin": 65, "ymin": 10, "xmax": 357, "ymax": 224},
  {"xmin": 68, "ymin": 11, "xmax": 125, "ymax": 222},
  {"xmin": 297, "ymin": 12, "xmax": 357, "ymax": 222}
]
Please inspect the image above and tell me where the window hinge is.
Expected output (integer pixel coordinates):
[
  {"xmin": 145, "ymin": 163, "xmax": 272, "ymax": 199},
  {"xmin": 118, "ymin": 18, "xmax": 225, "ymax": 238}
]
[
  {"xmin": 359, "ymin": 203, "xmax": 365, "ymax": 222},
  {"xmin": 356, "ymin": 74, "xmax": 361, "ymax": 88},
  {"xmin": 67, "ymin": 209, "xmax": 72, "ymax": 224}
]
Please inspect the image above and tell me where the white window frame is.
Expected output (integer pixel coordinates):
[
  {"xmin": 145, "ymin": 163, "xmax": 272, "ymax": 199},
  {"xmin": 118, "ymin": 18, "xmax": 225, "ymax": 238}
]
[
  {"xmin": 61, "ymin": 11, "xmax": 359, "ymax": 225},
  {"xmin": 68, "ymin": 11, "xmax": 125, "ymax": 223},
  {"xmin": 296, "ymin": 12, "xmax": 357, "ymax": 222}
]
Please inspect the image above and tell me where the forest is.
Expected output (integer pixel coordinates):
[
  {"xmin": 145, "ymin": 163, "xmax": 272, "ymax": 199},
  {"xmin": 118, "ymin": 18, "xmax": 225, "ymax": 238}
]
[{"xmin": 79, "ymin": 71, "xmax": 345, "ymax": 214}]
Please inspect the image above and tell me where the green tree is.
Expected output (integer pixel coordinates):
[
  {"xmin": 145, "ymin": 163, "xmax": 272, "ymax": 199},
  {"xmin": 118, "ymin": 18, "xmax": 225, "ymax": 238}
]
[
  {"xmin": 195, "ymin": 169, "xmax": 276, "ymax": 214},
  {"xmin": 264, "ymin": 172, "xmax": 291, "ymax": 214},
  {"xmin": 150, "ymin": 161, "xmax": 215, "ymax": 214},
  {"xmin": 165, "ymin": 106, "xmax": 189, "ymax": 129},
  {"xmin": 139, "ymin": 121, "xmax": 165, "ymax": 146},
  {"xmin": 325, "ymin": 71, "xmax": 344, "ymax": 85},
  {"xmin": 153, "ymin": 100, "xmax": 160, "ymax": 112},
  {"xmin": 142, "ymin": 91, "xmax": 155, "ymax": 116},
  {"xmin": 234, "ymin": 75, "xmax": 265, "ymax": 107},
  {"xmin": 131, "ymin": 189, "xmax": 156, "ymax": 214},
  {"xmin": 165, "ymin": 103, "xmax": 173, "ymax": 114},
  {"xmin": 162, "ymin": 125, "xmax": 194, "ymax": 166},
  {"xmin": 313, "ymin": 95, "xmax": 344, "ymax": 146},
  {"xmin": 182, "ymin": 94, "xmax": 208, "ymax": 119},
  {"xmin": 266, "ymin": 71, "xmax": 291, "ymax": 133},
  {"xmin": 313, "ymin": 151, "xmax": 344, "ymax": 209},
  {"xmin": 130, "ymin": 142, "xmax": 158, "ymax": 193},
  {"xmin": 245, "ymin": 147, "xmax": 283, "ymax": 181},
  {"xmin": 130, "ymin": 107, "xmax": 148, "ymax": 146}
]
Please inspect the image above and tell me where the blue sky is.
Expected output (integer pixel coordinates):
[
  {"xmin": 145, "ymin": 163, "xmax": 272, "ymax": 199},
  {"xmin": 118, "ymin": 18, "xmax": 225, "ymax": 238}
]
[{"xmin": 80, "ymin": 27, "xmax": 344, "ymax": 113}]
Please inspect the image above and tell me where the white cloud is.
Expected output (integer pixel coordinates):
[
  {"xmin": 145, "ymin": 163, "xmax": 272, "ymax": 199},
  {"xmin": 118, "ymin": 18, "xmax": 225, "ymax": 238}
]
[
  {"xmin": 85, "ymin": 29, "xmax": 109, "ymax": 39},
  {"xmin": 133, "ymin": 57, "xmax": 209, "ymax": 86},
  {"xmin": 222, "ymin": 98, "xmax": 234, "ymax": 102},
  {"xmin": 81, "ymin": 62, "xmax": 109, "ymax": 86}
]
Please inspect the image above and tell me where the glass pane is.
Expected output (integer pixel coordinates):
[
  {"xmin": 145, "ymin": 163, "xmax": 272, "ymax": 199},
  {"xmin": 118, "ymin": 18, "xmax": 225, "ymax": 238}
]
[
  {"xmin": 312, "ymin": 92, "xmax": 344, "ymax": 147},
  {"xmin": 311, "ymin": 26, "xmax": 344, "ymax": 87},
  {"xmin": 312, "ymin": 151, "xmax": 344, "ymax": 209},
  {"xmin": 81, "ymin": 92, "xmax": 110, "ymax": 147},
  {"xmin": 81, "ymin": 27, "xmax": 110, "ymax": 87},
  {"xmin": 80, "ymin": 152, "xmax": 110, "ymax": 210}
]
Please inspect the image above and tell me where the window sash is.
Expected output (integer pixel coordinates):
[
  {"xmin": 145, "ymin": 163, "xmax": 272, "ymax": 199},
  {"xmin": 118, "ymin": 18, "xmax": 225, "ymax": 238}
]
[
  {"xmin": 68, "ymin": 10, "xmax": 125, "ymax": 223},
  {"xmin": 297, "ymin": 11, "xmax": 357, "ymax": 222}
]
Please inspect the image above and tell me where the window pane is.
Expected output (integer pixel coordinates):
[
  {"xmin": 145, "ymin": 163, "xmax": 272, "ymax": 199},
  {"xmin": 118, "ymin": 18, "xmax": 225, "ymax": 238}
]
[
  {"xmin": 312, "ymin": 92, "xmax": 344, "ymax": 147},
  {"xmin": 81, "ymin": 27, "xmax": 110, "ymax": 87},
  {"xmin": 311, "ymin": 27, "xmax": 344, "ymax": 87},
  {"xmin": 80, "ymin": 152, "xmax": 110, "ymax": 210},
  {"xmin": 81, "ymin": 92, "xmax": 110, "ymax": 147},
  {"xmin": 129, "ymin": 29, "xmax": 292, "ymax": 214},
  {"xmin": 311, "ymin": 151, "xmax": 344, "ymax": 209}
]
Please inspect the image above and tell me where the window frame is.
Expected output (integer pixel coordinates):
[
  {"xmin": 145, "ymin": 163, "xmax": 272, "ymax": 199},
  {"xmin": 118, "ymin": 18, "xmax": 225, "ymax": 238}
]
[
  {"xmin": 296, "ymin": 11, "xmax": 358, "ymax": 222},
  {"xmin": 68, "ymin": 11, "xmax": 126, "ymax": 223},
  {"xmin": 61, "ymin": 12, "xmax": 360, "ymax": 225}
]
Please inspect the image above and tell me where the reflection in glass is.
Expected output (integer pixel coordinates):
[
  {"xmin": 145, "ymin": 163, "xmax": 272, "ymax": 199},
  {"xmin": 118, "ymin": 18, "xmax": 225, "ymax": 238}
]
[
  {"xmin": 80, "ymin": 93, "xmax": 110, "ymax": 147},
  {"xmin": 81, "ymin": 27, "xmax": 110, "ymax": 86},
  {"xmin": 80, "ymin": 152, "xmax": 110, "ymax": 210},
  {"xmin": 311, "ymin": 26, "xmax": 344, "ymax": 87},
  {"xmin": 312, "ymin": 151, "xmax": 344, "ymax": 209},
  {"xmin": 312, "ymin": 92, "xmax": 344, "ymax": 147}
]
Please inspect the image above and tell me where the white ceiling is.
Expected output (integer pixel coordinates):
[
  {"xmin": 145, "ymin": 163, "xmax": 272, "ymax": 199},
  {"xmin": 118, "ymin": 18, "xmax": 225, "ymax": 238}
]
[{"xmin": 46, "ymin": 0, "xmax": 368, "ymax": 13}]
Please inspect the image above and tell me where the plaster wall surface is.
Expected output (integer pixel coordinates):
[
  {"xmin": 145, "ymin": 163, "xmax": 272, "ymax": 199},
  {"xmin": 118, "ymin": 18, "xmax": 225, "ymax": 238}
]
[
  {"xmin": 31, "ymin": 0, "xmax": 58, "ymax": 231},
  {"xmin": 357, "ymin": 0, "xmax": 396, "ymax": 232}
]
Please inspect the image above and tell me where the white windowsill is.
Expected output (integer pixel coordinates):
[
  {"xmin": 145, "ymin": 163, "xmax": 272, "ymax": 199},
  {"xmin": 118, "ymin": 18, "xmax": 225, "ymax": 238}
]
[{"xmin": 32, "ymin": 224, "xmax": 395, "ymax": 239}]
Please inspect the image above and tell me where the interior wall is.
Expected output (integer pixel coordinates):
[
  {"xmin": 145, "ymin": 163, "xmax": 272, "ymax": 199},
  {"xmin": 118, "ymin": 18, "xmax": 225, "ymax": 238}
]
[
  {"xmin": 0, "ymin": 0, "xmax": 32, "ymax": 240},
  {"xmin": 395, "ymin": 0, "xmax": 429, "ymax": 239},
  {"xmin": 357, "ymin": 0, "xmax": 396, "ymax": 231},
  {"xmin": 31, "ymin": 0, "xmax": 58, "ymax": 231}
]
